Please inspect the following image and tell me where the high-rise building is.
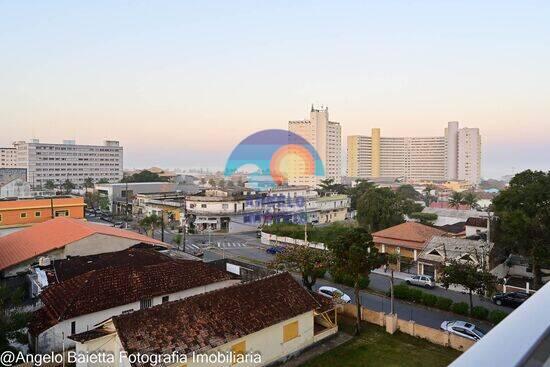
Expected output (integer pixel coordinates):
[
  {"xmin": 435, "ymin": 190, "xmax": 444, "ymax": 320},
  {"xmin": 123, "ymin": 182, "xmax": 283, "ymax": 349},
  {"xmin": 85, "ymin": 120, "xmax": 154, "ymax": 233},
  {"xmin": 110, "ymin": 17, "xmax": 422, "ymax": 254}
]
[
  {"xmin": 0, "ymin": 147, "xmax": 18, "ymax": 168},
  {"xmin": 288, "ymin": 106, "xmax": 341, "ymax": 186},
  {"xmin": 347, "ymin": 122, "xmax": 481, "ymax": 184},
  {"xmin": 13, "ymin": 139, "xmax": 123, "ymax": 187}
]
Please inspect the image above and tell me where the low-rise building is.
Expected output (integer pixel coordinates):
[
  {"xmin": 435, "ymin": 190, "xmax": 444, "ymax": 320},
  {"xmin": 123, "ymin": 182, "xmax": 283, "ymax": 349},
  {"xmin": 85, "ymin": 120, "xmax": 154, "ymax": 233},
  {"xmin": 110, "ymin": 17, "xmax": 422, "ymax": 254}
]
[
  {"xmin": 465, "ymin": 217, "xmax": 488, "ymax": 238},
  {"xmin": 312, "ymin": 194, "xmax": 350, "ymax": 224},
  {"xmin": 0, "ymin": 217, "xmax": 165, "ymax": 278},
  {"xmin": 29, "ymin": 247, "xmax": 236, "ymax": 353},
  {"xmin": 0, "ymin": 196, "xmax": 85, "ymax": 228},
  {"xmin": 72, "ymin": 272, "xmax": 337, "ymax": 367},
  {"xmin": 134, "ymin": 192, "xmax": 187, "ymax": 224},
  {"xmin": 0, "ymin": 177, "xmax": 31, "ymax": 198}
]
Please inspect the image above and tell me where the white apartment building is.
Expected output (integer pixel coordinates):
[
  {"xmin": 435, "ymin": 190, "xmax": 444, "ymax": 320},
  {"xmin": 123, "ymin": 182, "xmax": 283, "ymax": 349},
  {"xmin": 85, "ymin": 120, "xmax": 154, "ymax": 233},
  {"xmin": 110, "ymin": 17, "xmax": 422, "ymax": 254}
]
[
  {"xmin": 13, "ymin": 139, "xmax": 123, "ymax": 187},
  {"xmin": 288, "ymin": 106, "xmax": 342, "ymax": 187},
  {"xmin": 0, "ymin": 147, "xmax": 18, "ymax": 168},
  {"xmin": 347, "ymin": 122, "xmax": 481, "ymax": 184}
]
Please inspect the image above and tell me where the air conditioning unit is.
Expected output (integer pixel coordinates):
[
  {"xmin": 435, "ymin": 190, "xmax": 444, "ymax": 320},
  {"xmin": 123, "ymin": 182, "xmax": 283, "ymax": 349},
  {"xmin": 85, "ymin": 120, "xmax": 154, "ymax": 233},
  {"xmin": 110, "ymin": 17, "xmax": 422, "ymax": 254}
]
[{"xmin": 38, "ymin": 257, "xmax": 51, "ymax": 267}]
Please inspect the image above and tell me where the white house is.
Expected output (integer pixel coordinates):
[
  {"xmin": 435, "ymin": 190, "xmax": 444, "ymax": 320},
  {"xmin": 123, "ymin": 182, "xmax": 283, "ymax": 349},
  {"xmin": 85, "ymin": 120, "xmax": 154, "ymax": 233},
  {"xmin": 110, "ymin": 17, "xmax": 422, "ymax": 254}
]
[{"xmin": 0, "ymin": 177, "xmax": 31, "ymax": 198}]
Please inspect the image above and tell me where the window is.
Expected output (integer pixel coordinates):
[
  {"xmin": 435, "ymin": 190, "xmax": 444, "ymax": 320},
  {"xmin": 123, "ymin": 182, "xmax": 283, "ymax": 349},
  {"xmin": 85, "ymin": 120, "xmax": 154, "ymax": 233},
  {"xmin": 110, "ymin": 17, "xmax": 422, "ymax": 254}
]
[
  {"xmin": 55, "ymin": 210, "xmax": 69, "ymax": 217},
  {"xmin": 283, "ymin": 321, "xmax": 299, "ymax": 342},
  {"xmin": 20, "ymin": 212, "xmax": 27, "ymax": 218},
  {"xmin": 162, "ymin": 295, "xmax": 169, "ymax": 303},
  {"xmin": 140, "ymin": 299, "xmax": 152, "ymax": 309},
  {"xmin": 201, "ymin": 204, "xmax": 207, "ymax": 208},
  {"xmin": 71, "ymin": 321, "xmax": 76, "ymax": 335},
  {"xmin": 35, "ymin": 211, "xmax": 41, "ymax": 217},
  {"xmin": 0, "ymin": 214, "xmax": 2, "ymax": 223}
]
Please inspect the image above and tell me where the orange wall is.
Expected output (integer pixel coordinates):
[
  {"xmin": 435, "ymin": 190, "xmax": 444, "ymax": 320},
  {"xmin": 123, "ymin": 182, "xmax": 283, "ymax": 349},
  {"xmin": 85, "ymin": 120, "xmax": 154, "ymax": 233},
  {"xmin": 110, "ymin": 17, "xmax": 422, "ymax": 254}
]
[{"xmin": 0, "ymin": 197, "xmax": 85, "ymax": 227}]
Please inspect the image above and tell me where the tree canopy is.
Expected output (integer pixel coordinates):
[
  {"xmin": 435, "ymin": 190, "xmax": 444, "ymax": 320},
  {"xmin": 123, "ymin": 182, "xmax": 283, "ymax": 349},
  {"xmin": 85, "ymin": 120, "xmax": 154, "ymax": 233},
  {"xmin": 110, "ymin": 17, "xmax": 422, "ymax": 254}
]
[
  {"xmin": 121, "ymin": 170, "xmax": 169, "ymax": 183},
  {"xmin": 269, "ymin": 244, "xmax": 329, "ymax": 290}
]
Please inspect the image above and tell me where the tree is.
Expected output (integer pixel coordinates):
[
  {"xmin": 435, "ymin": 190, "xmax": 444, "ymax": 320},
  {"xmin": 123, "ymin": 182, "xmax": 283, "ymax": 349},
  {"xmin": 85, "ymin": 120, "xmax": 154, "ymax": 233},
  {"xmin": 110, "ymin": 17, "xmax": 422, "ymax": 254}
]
[
  {"xmin": 423, "ymin": 185, "xmax": 436, "ymax": 207},
  {"xmin": 0, "ymin": 286, "xmax": 29, "ymax": 353},
  {"xmin": 97, "ymin": 178, "xmax": 109, "ymax": 184},
  {"xmin": 348, "ymin": 180, "xmax": 376, "ymax": 210},
  {"xmin": 462, "ymin": 192, "xmax": 478, "ymax": 209},
  {"xmin": 172, "ymin": 233, "xmax": 182, "ymax": 250},
  {"xmin": 396, "ymin": 184, "xmax": 420, "ymax": 201},
  {"xmin": 409, "ymin": 212, "xmax": 438, "ymax": 225},
  {"xmin": 448, "ymin": 191, "xmax": 464, "ymax": 209},
  {"xmin": 269, "ymin": 244, "xmax": 329, "ymax": 290},
  {"xmin": 121, "ymin": 170, "xmax": 168, "ymax": 183},
  {"xmin": 62, "ymin": 179, "xmax": 75, "ymax": 193},
  {"xmin": 208, "ymin": 178, "xmax": 216, "ymax": 187},
  {"xmin": 83, "ymin": 177, "xmax": 94, "ymax": 189},
  {"xmin": 139, "ymin": 214, "xmax": 162, "ymax": 239},
  {"xmin": 492, "ymin": 170, "xmax": 550, "ymax": 289},
  {"xmin": 44, "ymin": 180, "xmax": 55, "ymax": 190},
  {"xmin": 317, "ymin": 178, "xmax": 335, "ymax": 197},
  {"xmin": 356, "ymin": 187, "xmax": 406, "ymax": 232},
  {"xmin": 328, "ymin": 227, "xmax": 384, "ymax": 335},
  {"xmin": 440, "ymin": 260, "xmax": 496, "ymax": 314}
]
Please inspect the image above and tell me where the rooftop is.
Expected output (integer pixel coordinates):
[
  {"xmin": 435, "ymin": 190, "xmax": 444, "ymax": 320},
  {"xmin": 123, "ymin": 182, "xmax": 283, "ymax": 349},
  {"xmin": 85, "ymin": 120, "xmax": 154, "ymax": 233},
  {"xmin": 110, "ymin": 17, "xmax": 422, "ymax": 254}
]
[
  {"xmin": 372, "ymin": 222, "xmax": 447, "ymax": 250},
  {"xmin": 103, "ymin": 273, "xmax": 331, "ymax": 356},
  {"xmin": 465, "ymin": 217, "xmax": 488, "ymax": 228},
  {"xmin": 0, "ymin": 217, "xmax": 165, "ymax": 272},
  {"xmin": 420, "ymin": 236, "xmax": 492, "ymax": 263}
]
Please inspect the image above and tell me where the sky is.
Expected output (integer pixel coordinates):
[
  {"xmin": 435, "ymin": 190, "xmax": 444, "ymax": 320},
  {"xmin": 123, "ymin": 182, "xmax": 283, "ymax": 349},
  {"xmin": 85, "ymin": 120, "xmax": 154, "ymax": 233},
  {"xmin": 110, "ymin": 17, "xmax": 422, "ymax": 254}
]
[{"xmin": 1, "ymin": 0, "xmax": 549, "ymax": 179}]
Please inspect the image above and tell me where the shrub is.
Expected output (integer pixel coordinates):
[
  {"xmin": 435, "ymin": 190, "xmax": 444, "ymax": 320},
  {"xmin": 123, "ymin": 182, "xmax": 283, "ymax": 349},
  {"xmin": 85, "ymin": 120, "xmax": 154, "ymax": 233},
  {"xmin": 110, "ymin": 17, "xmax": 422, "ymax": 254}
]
[
  {"xmin": 393, "ymin": 284, "xmax": 412, "ymax": 300},
  {"xmin": 421, "ymin": 293, "xmax": 438, "ymax": 307},
  {"xmin": 435, "ymin": 297, "xmax": 453, "ymax": 311},
  {"xmin": 471, "ymin": 306, "xmax": 489, "ymax": 320},
  {"xmin": 410, "ymin": 288, "xmax": 424, "ymax": 303},
  {"xmin": 489, "ymin": 310, "xmax": 508, "ymax": 325},
  {"xmin": 451, "ymin": 302, "xmax": 469, "ymax": 316},
  {"xmin": 333, "ymin": 273, "xmax": 369, "ymax": 289}
]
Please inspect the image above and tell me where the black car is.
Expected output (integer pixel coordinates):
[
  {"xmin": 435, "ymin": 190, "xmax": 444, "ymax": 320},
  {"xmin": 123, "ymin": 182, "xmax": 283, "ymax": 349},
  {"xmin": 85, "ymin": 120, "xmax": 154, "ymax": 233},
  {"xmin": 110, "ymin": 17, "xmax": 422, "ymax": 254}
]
[{"xmin": 492, "ymin": 291, "xmax": 530, "ymax": 308}]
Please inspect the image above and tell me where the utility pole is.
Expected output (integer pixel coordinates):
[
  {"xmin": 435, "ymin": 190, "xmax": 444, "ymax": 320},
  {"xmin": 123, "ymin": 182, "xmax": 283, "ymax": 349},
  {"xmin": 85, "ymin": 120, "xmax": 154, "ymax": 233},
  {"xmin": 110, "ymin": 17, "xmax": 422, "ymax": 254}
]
[
  {"xmin": 303, "ymin": 195, "xmax": 308, "ymax": 245},
  {"xmin": 390, "ymin": 269, "xmax": 395, "ymax": 314},
  {"xmin": 161, "ymin": 210, "xmax": 165, "ymax": 242}
]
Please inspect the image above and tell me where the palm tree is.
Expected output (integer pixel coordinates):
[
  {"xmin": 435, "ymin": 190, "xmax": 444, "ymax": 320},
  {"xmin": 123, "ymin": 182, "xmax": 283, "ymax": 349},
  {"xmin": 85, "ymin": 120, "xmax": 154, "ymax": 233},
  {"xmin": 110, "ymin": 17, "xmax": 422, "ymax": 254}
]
[
  {"xmin": 423, "ymin": 185, "xmax": 436, "ymax": 206},
  {"xmin": 448, "ymin": 191, "xmax": 464, "ymax": 209},
  {"xmin": 83, "ymin": 177, "xmax": 94, "ymax": 189},
  {"xmin": 139, "ymin": 214, "xmax": 162, "ymax": 239},
  {"xmin": 44, "ymin": 180, "xmax": 55, "ymax": 191},
  {"xmin": 462, "ymin": 192, "xmax": 478, "ymax": 209}
]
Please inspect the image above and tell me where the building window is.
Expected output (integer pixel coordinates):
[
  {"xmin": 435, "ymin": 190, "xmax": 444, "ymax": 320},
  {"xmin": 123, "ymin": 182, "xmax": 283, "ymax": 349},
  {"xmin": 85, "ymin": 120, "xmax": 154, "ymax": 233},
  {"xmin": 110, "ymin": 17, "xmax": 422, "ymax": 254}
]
[
  {"xmin": 71, "ymin": 321, "xmax": 76, "ymax": 335},
  {"xmin": 0, "ymin": 214, "xmax": 2, "ymax": 222},
  {"xmin": 283, "ymin": 321, "xmax": 299, "ymax": 342},
  {"xmin": 35, "ymin": 211, "xmax": 41, "ymax": 217},
  {"xmin": 20, "ymin": 212, "xmax": 27, "ymax": 219},
  {"xmin": 162, "ymin": 296, "xmax": 169, "ymax": 303},
  {"xmin": 140, "ymin": 299, "xmax": 152, "ymax": 309},
  {"xmin": 55, "ymin": 210, "xmax": 69, "ymax": 217},
  {"xmin": 201, "ymin": 204, "xmax": 207, "ymax": 208}
]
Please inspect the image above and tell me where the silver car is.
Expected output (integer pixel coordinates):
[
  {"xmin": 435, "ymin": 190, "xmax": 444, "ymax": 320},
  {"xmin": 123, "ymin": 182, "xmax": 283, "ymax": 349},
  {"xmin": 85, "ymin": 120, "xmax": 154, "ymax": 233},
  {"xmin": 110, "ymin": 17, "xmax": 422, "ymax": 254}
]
[
  {"xmin": 405, "ymin": 275, "xmax": 436, "ymax": 288},
  {"xmin": 441, "ymin": 320, "xmax": 485, "ymax": 341}
]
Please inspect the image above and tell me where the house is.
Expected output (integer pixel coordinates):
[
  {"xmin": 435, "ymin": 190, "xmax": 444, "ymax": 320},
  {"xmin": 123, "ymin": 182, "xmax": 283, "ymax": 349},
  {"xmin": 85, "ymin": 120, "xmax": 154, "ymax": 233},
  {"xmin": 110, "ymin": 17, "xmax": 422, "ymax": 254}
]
[
  {"xmin": 0, "ymin": 177, "xmax": 31, "ymax": 198},
  {"xmin": 29, "ymin": 247, "xmax": 238, "ymax": 353},
  {"xmin": 0, "ymin": 196, "xmax": 85, "ymax": 228},
  {"xmin": 372, "ymin": 222, "xmax": 447, "ymax": 271},
  {"xmin": 417, "ymin": 236, "xmax": 492, "ymax": 280},
  {"xmin": 465, "ymin": 217, "xmax": 488, "ymax": 238},
  {"xmin": 0, "ymin": 217, "xmax": 166, "ymax": 278},
  {"xmin": 71, "ymin": 272, "xmax": 337, "ymax": 367}
]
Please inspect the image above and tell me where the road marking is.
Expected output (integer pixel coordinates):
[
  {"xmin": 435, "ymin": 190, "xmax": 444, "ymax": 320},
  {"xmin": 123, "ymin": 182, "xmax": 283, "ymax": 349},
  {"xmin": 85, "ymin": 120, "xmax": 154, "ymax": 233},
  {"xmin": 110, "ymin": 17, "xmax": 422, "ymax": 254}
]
[
  {"xmin": 189, "ymin": 244, "xmax": 199, "ymax": 249},
  {"xmin": 217, "ymin": 242, "xmax": 221, "ymax": 247}
]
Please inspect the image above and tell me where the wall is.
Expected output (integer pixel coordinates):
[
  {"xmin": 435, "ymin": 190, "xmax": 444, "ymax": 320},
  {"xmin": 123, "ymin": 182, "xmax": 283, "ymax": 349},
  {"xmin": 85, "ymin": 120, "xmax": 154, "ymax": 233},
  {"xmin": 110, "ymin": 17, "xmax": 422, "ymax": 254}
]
[
  {"xmin": 63, "ymin": 233, "xmax": 142, "ymax": 257},
  {"xmin": 0, "ymin": 197, "xmax": 85, "ymax": 228},
  {"xmin": 35, "ymin": 279, "xmax": 239, "ymax": 353},
  {"xmin": 261, "ymin": 232, "xmax": 327, "ymax": 250}
]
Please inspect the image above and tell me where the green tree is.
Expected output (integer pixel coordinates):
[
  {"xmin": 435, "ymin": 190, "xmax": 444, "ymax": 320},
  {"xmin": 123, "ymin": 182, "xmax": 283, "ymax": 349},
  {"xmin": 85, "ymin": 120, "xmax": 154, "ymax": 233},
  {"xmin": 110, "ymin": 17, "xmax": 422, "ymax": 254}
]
[
  {"xmin": 440, "ymin": 260, "xmax": 496, "ymax": 314},
  {"xmin": 462, "ymin": 192, "xmax": 478, "ymax": 209},
  {"xmin": 97, "ymin": 178, "xmax": 109, "ymax": 184},
  {"xmin": 356, "ymin": 187, "xmax": 406, "ymax": 232},
  {"xmin": 62, "ymin": 179, "xmax": 75, "ymax": 193},
  {"xmin": 492, "ymin": 170, "xmax": 550, "ymax": 289},
  {"xmin": 423, "ymin": 185, "xmax": 436, "ymax": 207},
  {"xmin": 121, "ymin": 170, "xmax": 168, "ymax": 183},
  {"xmin": 139, "ymin": 214, "xmax": 162, "ymax": 239},
  {"xmin": 0, "ymin": 286, "xmax": 29, "ymax": 353},
  {"xmin": 409, "ymin": 212, "xmax": 438, "ymax": 225},
  {"xmin": 172, "ymin": 233, "xmax": 182, "ymax": 249},
  {"xmin": 208, "ymin": 178, "xmax": 216, "ymax": 187},
  {"xmin": 448, "ymin": 191, "xmax": 464, "ymax": 209},
  {"xmin": 348, "ymin": 180, "xmax": 376, "ymax": 210},
  {"xmin": 396, "ymin": 184, "xmax": 420, "ymax": 201},
  {"xmin": 328, "ymin": 227, "xmax": 385, "ymax": 335},
  {"xmin": 269, "ymin": 244, "xmax": 329, "ymax": 290},
  {"xmin": 83, "ymin": 177, "xmax": 94, "ymax": 189},
  {"xmin": 44, "ymin": 180, "xmax": 55, "ymax": 190}
]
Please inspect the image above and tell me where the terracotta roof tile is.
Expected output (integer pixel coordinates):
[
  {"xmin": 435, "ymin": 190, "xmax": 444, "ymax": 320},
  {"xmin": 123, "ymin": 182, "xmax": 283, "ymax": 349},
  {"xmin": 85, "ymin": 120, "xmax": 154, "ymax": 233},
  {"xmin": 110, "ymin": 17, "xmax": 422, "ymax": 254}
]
[
  {"xmin": 0, "ymin": 217, "xmax": 165, "ymax": 271},
  {"xmin": 372, "ymin": 222, "xmax": 447, "ymax": 250},
  {"xmin": 112, "ymin": 272, "xmax": 328, "ymax": 357}
]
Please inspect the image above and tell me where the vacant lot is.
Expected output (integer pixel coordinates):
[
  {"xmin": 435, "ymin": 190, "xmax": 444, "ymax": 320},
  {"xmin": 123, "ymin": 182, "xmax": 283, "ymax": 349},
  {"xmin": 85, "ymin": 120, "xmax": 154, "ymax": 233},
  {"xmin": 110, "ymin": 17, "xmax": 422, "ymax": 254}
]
[{"xmin": 300, "ymin": 322, "xmax": 462, "ymax": 367}]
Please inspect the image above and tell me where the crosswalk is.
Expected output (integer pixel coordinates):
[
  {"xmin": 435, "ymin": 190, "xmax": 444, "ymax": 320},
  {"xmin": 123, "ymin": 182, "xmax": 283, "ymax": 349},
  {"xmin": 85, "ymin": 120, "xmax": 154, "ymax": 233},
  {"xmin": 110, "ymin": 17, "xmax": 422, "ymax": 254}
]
[{"xmin": 187, "ymin": 242, "xmax": 250, "ymax": 250}]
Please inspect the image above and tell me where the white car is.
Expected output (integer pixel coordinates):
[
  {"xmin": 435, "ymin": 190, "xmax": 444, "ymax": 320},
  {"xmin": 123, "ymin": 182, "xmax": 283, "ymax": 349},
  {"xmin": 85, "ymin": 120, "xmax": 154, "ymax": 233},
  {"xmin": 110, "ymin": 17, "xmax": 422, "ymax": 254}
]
[
  {"xmin": 405, "ymin": 275, "xmax": 436, "ymax": 289},
  {"xmin": 440, "ymin": 320, "xmax": 485, "ymax": 341},
  {"xmin": 317, "ymin": 286, "xmax": 351, "ymax": 303}
]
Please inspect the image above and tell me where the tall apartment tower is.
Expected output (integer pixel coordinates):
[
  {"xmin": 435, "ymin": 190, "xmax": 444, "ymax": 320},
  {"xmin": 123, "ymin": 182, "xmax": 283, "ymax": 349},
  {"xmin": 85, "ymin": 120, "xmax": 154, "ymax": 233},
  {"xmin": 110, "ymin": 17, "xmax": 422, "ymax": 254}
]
[
  {"xmin": 445, "ymin": 121, "xmax": 459, "ymax": 180},
  {"xmin": 14, "ymin": 139, "xmax": 123, "ymax": 187},
  {"xmin": 457, "ymin": 128, "xmax": 481, "ymax": 184},
  {"xmin": 288, "ymin": 106, "xmax": 342, "ymax": 187}
]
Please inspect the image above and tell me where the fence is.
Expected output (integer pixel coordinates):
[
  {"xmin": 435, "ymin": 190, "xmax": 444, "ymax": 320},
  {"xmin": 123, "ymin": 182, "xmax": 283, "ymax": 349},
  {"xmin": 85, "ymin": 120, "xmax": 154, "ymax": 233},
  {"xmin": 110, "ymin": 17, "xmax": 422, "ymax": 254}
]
[
  {"xmin": 260, "ymin": 232, "xmax": 327, "ymax": 250},
  {"xmin": 339, "ymin": 303, "xmax": 475, "ymax": 352}
]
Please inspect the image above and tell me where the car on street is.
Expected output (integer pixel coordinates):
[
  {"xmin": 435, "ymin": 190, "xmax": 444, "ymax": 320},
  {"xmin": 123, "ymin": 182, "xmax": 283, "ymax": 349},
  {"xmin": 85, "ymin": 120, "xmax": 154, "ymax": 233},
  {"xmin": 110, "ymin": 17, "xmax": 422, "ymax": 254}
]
[
  {"xmin": 113, "ymin": 221, "xmax": 124, "ymax": 228},
  {"xmin": 492, "ymin": 291, "xmax": 530, "ymax": 308},
  {"xmin": 440, "ymin": 320, "xmax": 485, "ymax": 341},
  {"xmin": 405, "ymin": 275, "xmax": 436, "ymax": 289},
  {"xmin": 266, "ymin": 246, "xmax": 284, "ymax": 255},
  {"xmin": 317, "ymin": 286, "xmax": 352, "ymax": 303}
]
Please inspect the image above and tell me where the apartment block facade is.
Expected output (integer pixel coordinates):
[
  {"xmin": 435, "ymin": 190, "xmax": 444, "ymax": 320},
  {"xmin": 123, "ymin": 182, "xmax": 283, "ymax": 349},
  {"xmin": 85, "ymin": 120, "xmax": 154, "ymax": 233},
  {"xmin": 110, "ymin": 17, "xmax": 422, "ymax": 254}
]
[
  {"xmin": 347, "ymin": 122, "xmax": 481, "ymax": 184},
  {"xmin": 0, "ymin": 147, "xmax": 18, "ymax": 168},
  {"xmin": 13, "ymin": 139, "xmax": 123, "ymax": 187},
  {"xmin": 288, "ymin": 106, "xmax": 342, "ymax": 187}
]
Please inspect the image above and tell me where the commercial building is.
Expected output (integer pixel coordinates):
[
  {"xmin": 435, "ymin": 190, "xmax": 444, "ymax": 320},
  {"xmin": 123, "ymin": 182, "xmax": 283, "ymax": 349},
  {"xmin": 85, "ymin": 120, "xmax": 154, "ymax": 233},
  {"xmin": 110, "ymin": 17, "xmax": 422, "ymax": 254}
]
[
  {"xmin": 0, "ymin": 196, "xmax": 85, "ymax": 229},
  {"xmin": 289, "ymin": 106, "xmax": 342, "ymax": 186},
  {"xmin": 12, "ymin": 139, "xmax": 123, "ymax": 187},
  {"xmin": 0, "ymin": 147, "xmax": 18, "ymax": 168},
  {"xmin": 347, "ymin": 122, "xmax": 481, "ymax": 184}
]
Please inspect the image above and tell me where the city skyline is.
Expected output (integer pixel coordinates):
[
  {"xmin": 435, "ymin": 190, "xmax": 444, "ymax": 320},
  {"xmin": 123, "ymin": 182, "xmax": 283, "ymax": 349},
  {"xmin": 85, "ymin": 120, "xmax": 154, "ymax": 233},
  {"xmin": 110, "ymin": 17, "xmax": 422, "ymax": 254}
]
[{"xmin": 1, "ymin": 1, "xmax": 549, "ymax": 178}]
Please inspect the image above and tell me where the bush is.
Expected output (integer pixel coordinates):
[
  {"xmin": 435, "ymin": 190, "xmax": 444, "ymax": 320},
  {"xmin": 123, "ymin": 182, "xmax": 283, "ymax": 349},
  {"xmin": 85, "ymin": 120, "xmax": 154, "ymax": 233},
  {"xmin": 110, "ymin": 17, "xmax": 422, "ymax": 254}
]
[
  {"xmin": 410, "ymin": 288, "xmax": 424, "ymax": 303},
  {"xmin": 451, "ymin": 302, "xmax": 469, "ymax": 316},
  {"xmin": 393, "ymin": 284, "xmax": 412, "ymax": 300},
  {"xmin": 333, "ymin": 273, "xmax": 369, "ymax": 289},
  {"xmin": 435, "ymin": 297, "xmax": 453, "ymax": 311},
  {"xmin": 471, "ymin": 306, "xmax": 489, "ymax": 320},
  {"xmin": 421, "ymin": 293, "xmax": 438, "ymax": 307},
  {"xmin": 489, "ymin": 310, "xmax": 508, "ymax": 325}
]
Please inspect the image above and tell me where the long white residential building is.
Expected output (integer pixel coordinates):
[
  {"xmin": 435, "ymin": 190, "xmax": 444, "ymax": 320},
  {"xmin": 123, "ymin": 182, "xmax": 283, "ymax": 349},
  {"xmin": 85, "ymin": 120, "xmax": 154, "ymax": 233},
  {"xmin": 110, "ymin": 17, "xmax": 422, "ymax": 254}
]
[
  {"xmin": 0, "ymin": 147, "xmax": 18, "ymax": 168},
  {"xmin": 288, "ymin": 106, "xmax": 342, "ymax": 187},
  {"xmin": 12, "ymin": 139, "xmax": 123, "ymax": 187},
  {"xmin": 347, "ymin": 122, "xmax": 481, "ymax": 184}
]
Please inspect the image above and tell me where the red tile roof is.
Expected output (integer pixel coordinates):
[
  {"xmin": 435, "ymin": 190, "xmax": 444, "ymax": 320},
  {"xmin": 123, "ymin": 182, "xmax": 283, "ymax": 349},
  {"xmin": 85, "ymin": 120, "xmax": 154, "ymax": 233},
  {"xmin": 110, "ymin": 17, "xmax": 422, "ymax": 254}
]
[
  {"xmin": 465, "ymin": 217, "xmax": 488, "ymax": 228},
  {"xmin": 0, "ymin": 217, "xmax": 165, "ymax": 272},
  {"xmin": 110, "ymin": 272, "xmax": 331, "ymax": 356},
  {"xmin": 372, "ymin": 222, "xmax": 447, "ymax": 250},
  {"xmin": 29, "ymin": 251, "xmax": 232, "ymax": 336}
]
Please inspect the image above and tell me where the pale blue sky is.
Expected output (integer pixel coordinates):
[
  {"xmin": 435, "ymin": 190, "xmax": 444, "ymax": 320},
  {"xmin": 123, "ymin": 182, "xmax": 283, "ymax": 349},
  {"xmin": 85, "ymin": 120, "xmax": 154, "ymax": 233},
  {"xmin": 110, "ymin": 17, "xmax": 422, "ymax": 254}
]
[{"xmin": 1, "ymin": 1, "xmax": 549, "ymax": 178}]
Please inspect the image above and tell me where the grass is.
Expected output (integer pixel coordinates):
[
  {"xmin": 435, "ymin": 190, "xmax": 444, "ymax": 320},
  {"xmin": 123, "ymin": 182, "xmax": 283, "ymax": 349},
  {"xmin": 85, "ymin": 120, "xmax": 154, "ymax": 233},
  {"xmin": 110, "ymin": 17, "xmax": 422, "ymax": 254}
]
[{"xmin": 300, "ymin": 320, "xmax": 462, "ymax": 367}]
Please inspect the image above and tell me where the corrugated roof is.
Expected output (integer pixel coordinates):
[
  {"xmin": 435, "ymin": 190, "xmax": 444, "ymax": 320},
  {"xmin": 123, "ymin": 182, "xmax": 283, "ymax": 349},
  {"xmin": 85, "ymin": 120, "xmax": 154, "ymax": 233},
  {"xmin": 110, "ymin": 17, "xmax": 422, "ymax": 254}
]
[{"xmin": 0, "ymin": 217, "xmax": 165, "ymax": 271}]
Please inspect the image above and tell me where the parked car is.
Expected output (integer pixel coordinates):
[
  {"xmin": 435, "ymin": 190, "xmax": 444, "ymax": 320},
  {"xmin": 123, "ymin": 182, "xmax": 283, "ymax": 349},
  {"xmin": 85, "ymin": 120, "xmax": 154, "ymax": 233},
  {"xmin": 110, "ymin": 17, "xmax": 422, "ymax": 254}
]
[
  {"xmin": 266, "ymin": 246, "xmax": 284, "ymax": 255},
  {"xmin": 492, "ymin": 291, "xmax": 530, "ymax": 308},
  {"xmin": 317, "ymin": 286, "xmax": 352, "ymax": 303},
  {"xmin": 405, "ymin": 275, "xmax": 436, "ymax": 289},
  {"xmin": 113, "ymin": 221, "xmax": 124, "ymax": 228},
  {"xmin": 440, "ymin": 320, "xmax": 485, "ymax": 341}
]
